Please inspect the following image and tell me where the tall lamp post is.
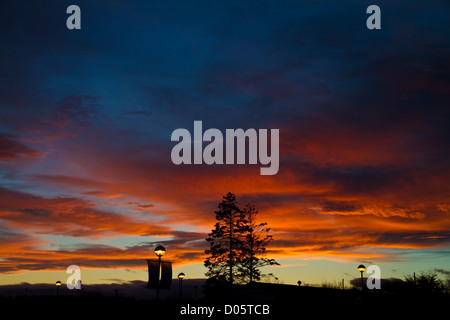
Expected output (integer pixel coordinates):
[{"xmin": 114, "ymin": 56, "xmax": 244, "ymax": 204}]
[
  {"xmin": 56, "ymin": 281, "xmax": 61, "ymax": 296},
  {"xmin": 154, "ymin": 245, "xmax": 166, "ymax": 299},
  {"xmin": 178, "ymin": 273, "xmax": 185, "ymax": 300},
  {"xmin": 357, "ymin": 264, "xmax": 366, "ymax": 291}
]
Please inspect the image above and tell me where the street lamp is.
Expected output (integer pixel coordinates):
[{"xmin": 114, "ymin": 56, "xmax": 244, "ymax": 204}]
[
  {"xmin": 155, "ymin": 245, "xmax": 166, "ymax": 299},
  {"xmin": 357, "ymin": 264, "xmax": 366, "ymax": 291},
  {"xmin": 155, "ymin": 246, "xmax": 166, "ymax": 257},
  {"xmin": 56, "ymin": 281, "xmax": 61, "ymax": 296},
  {"xmin": 178, "ymin": 272, "xmax": 185, "ymax": 300}
]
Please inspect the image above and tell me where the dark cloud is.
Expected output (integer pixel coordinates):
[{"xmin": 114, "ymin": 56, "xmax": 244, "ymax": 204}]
[
  {"xmin": 123, "ymin": 110, "xmax": 153, "ymax": 117},
  {"xmin": 45, "ymin": 95, "xmax": 102, "ymax": 129},
  {"xmin": 320, "ymin": 200, "xmax": 360, "ymax": 213},
  {"xmin": 434, "ymin": 269, "xmax": 450, "ymax": 276},
  {"xmin": 17, "ymin": 208, "xmax": 53, "ymax": 218},
  {"xmin": 0, "ymin": 134, "xmax": 40, "ymax": 161},
  {"xmin": 349, "ymin": 277, "xmax": 404, "ymax": 288}
]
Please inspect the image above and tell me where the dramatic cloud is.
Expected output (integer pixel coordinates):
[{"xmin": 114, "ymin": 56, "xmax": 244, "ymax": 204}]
[
  {"xmin": 0, "ymin": 0, "xmax": 449, "ymax": 282},
  {"xmin": 0, "ymin": 186, "xmax": 178, "ymax": 238}
]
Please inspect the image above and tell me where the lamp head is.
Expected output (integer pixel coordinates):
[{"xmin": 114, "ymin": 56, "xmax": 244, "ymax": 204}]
[
  {"xmin": 357, "ymin": 264, "xmax": 366, "ymax": 272},
  {"xmin": 178, "ymin": 273, "xmax": 185, "ymax": 279},
  {"xmin": 155, "ymin": 245, "xmax": 166, "ymax": 257},
  {"xmin": 56, "ymin": 281, "xmax": 62, "ymax": 286}
]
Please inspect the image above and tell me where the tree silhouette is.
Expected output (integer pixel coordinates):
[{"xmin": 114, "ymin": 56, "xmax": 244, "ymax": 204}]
[
  {"xmin": 204, "ymin": 193, "xmax": 278, "ymax": 287},
  {"xmin": 404, "ymin": 270, "xmax": 445, "ymax": 293},
  {"xmin": 204, "ymin": 192, "xmax": 246, "ymax": 285},
  {"xmin": 238, "ymin": 203, "xmax": 279, "ymax": 284}
]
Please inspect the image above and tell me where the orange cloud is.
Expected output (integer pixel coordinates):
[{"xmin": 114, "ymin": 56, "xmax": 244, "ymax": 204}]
[{"xmin": 1, "ymin": 105, "xmax": 449, "ymax": 275}]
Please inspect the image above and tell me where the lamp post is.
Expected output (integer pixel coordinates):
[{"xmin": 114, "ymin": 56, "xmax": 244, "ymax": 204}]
[
  {"xmin": 56, "ymin": 281, "xmax": 61, "ymax": 296},
  {"xmin": 357, "ymin": 264, "xmax": 366, "ymax": 291},
  {"xmin": 178, "ymin": 272, "xmax": 185, "ymax": 300},
  {"xmin": 154, "ymin": 245, "xmax": 166, "ymax": 299}
]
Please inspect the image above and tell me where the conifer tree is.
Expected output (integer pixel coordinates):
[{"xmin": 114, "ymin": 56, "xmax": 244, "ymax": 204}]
[
  {"xmin": 204, "ymin": 193, "xmax": 278, "ymax": 286},
  {"xmin": 238, "ymin": 204, "xmax": 279, "ymax": 284},
  {"xmin": 204, "ymin": 192, "xmax": 246, "ymax": 285}
]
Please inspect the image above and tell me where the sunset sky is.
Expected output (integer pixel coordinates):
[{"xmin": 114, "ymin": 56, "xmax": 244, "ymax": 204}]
[{"xmin": 1, "ymin": 0, "xmax": 449, "ymax": 286}]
